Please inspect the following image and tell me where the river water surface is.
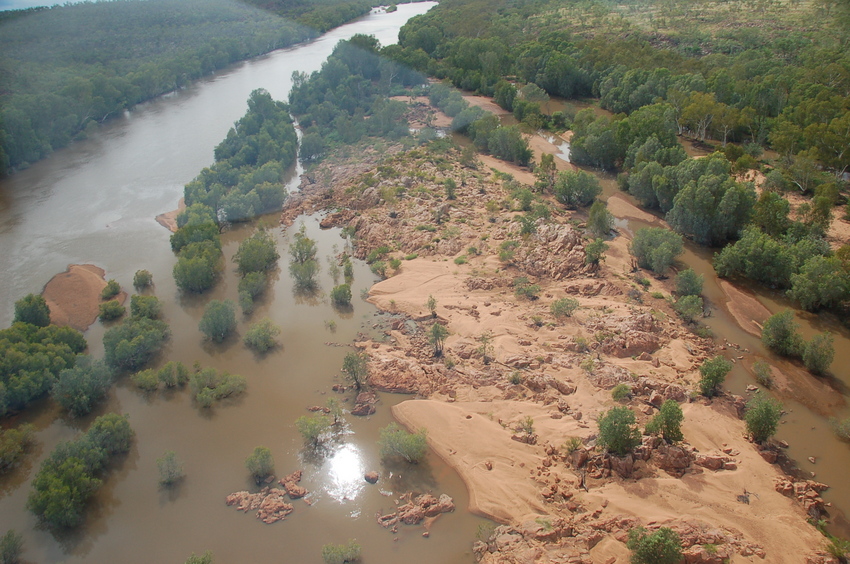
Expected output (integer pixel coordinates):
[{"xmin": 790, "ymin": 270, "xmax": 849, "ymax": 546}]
[{"xmin": 0, "ymin": 4, "xmax": 489, "ymax": 563}]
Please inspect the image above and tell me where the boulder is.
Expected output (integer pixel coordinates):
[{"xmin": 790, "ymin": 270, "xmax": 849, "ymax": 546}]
[{"xmin": 365, "ymin": 471, "xmax": 380, "ymax": 484}]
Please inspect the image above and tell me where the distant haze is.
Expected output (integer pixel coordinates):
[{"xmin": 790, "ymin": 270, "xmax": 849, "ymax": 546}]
[{"xmin": 0, "ymin": 0, "xmax": 87, "ymax": 10}]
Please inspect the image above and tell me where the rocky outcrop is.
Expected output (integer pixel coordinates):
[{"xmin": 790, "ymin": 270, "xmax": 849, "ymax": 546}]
[
  {"xmin": 377, "ymin": 492, "xmax": 455, "ymax": 531},
  {"xmin": 511, "ymin": 222, "xmax": 589, "ymax": 280},
  {"xmin": 226, "ymin": 488, "xmax": 294, "ymax": 524},
  {"xmin": 351, "ymin": 391, "xmax": 378, "ymax": 416},
  {"xmin": 587, "ymin": 313, "xmax": 665, "ymax": 358},
  {"xmin": 774, "ymin": 478, "xmax": 830, "ymax": 518}
]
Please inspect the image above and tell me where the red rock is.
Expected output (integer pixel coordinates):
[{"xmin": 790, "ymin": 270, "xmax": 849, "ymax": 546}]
[
  {"xmin": 364, "ymin": 471, "xmax": 379, "ymax": 484},
  {"xmin": 759, "ymin": 449, "xmax": 778, "ymax": 464}
]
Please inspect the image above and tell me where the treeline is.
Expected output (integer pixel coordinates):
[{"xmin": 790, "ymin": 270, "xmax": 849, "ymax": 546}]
[
  {"xmin": 172, "ymin": 89, "xmax": 294, "ymax": 293},
  {"xmin": 243, "ymin": 0, "xmax": 373, "ymax": 33},
  {"xmin": 0, "ymin": 0, "xmax": 382, "ymax": 175}
]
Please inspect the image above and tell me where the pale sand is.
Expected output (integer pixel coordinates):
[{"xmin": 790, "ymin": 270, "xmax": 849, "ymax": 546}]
[
  {"xmin": 42, "ymin": 264, "xmax": 125, "ymax": 331},
  {"xmin": 155, "ymin": 197, "xmax": 185, "ymax": 233},
  {"xmin": 718, "ymin": 280, "xmax": 772, "ymax": 337}
]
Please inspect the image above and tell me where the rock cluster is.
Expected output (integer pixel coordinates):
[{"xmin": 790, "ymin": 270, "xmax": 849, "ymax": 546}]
[
  {"xmin": 377, "ymin": 493, "xmax": 455, "ymax": 531},
  {"xmin": 225, "ymin": 488, "xmax": 294, "ymax": 524},
  {"xmin": 279, "ymin": 470, "xmax": 308, "ymax": 499},
  {"xmin": 774, "ymin": 478, "xmax": 830, "ymax": 518}
]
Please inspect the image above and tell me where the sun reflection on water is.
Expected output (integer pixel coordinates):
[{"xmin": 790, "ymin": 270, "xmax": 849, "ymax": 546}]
[{"xmin": 324, "ymin": 443, "xmax": 365, "ymax": 503}]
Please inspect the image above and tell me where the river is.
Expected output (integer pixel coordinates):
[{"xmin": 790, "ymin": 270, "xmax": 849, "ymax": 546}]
[{"xmin": 0, "ymin": 4, "xmax": 489, "ymax": 563}]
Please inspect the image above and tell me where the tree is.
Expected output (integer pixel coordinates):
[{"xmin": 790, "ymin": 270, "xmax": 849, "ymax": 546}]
[
  {"xmin": 184, "ymin": 552, "xmax": 213, "ymax": 564},
  {"xmin": 426, "ymin": 294, "xmax": 437, "ymax": 317},
  {"xmin": 133, "ymin": 270, "xmax": 153, "ymax": 290},
  {"xmin": 174, "ymin": 253, "xmax": 219, "ymax": 293},
  {"xmin": 101, "ymin": 279, "xmax": 121, "ymax": 300},
  {"xmin": 330, "ymin": 284, "xmax": 352, "ymax": 306},
  {"xmin": 245, "ymin": 446, "xmax": 274, "ymax": 484},
  {"xmin": 666, "ymin": 174, "xmax": 755, "ymax": 246},
  {"xmin": 673, "ymin": 295, "xmax": 704, "ymax": 323},
  {"xmin": 587, "ymin": 200, "xmax": 613, "ymax": 238},
  {"xmin": 98, "ymin": 300, "xmax": 125, "ymax": 321},
  {"xmin": 444, "ymin": 178, "xmax": 457, "ymax": 200},
  {"xmin": 132, "ymin": 369, "xmax": 159, "ymax": 392},
  {"xmin": 629, "ymin": 228, "xmax": 684, "ymax": 276},
  {"xmin": 296, "ymin": 414, "xmax": 332, "ymax": 446},
  {"xmin": 189, "ymin": 368, "xmax": 246, "ymax": 408},
  {"xmin": 378, "ymin": 423, "xmax": 427, "ymax": 463},
  {"xmin": 0, "ymin": 424, "xmax": 36, "ymax": 473},
  {"xmin": 553, "ymin": 170, "xmax": 602, "ymax": 209},
  {"xmin": 761, "ymin": 310, "xmax": 804, "ymax": 357},
  {"xmin": 243, "ymin": 318, "xmax": 280, "ymax": 353},
  {"xmin": 752, "ymin": 190, "xmax": 790, "ymax": 238},
  {"xmin": 0, "ymin": 529, "xmax": 22, "ymax": 564},
  {"xmin": 103, "ymin": 317, "xmax": 170, "ymax": 371},
  {"xmin": 14, "ymin": 294, "xmax": 51, "ymax": 327},
  {"xmin": 627, "ymin": 527, "xmax": 683, "ymax": 564},
  {"xmin": 675, "ymin": 268, "xmax": 703, "ymax": 297},
  {"xmin": 803, "ymin": 332, "xmax": 835, "ymax": 375},
  {"xmin": 51, "ymin": 357, "xmax": 112, "ymax": 417},
  {"xmin": 342, "ymin": 352, "xmax": 368, "ymax": 390},
  {"xmin": 745, "ymin": 392, "xmax": 782, "ymax": 443},
  {"xmin": 585, "ymin": 238, "xmax": 608, "ymax": 265},
  {"xmin": 645, "ymin": 400, "xmax": 684, "ymax": 443},
  {"xmin": 199, "ymin": 300, "xmax": 237, "ymax": 343},
  {"xmin": 428, "ymin": 322, "xmax": 448, "ymax": 357},
  {"xmin": 157, "ymin": 451, "xmax": 184, "ymax": 485},
  {"xmin": 157, "ymin": 361, "xmax": 189, "ymax": 388},
  {"xmin": 551, "ymin": 297, "xmax": 579, "ymax": 319},
  {"xmin": 788, "ymin": 256, "xmax": 850, "ymax": 311},
  {"xmin": 321, "ymin": 540, "xmax": 361, "ymax": 564},
  {"xmin": 596, "ymin": 406, "xmax": 641, "ymax": 456},
  {"xmin": 699, "ymin": 356, "xmax": 732, "ymax": 397},
  {"xmin": 130, "ymin": 295, "xmax": 162, "ymax": 319},
  {"xmin": 234, "ymin": 229, "xmax": 279, "ymax": 275}
]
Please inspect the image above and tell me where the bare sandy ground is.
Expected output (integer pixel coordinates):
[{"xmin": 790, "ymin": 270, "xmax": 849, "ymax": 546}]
[
  {"xmin": 41, "ymin": 264, "xmax": 124, "ymax": 331},
  {"xmin": 155, "ymin": 197, "xmax": 185, "ymax": 233}
]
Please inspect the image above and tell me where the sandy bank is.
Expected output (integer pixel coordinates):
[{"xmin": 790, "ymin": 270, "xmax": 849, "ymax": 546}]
[
  {"xmin": 42, "ymin": 264, "xmax": 124, "ymax": 331},
  {"xmin": 155, "ymin": 197, "xmax": 185, "ymax": 233}
]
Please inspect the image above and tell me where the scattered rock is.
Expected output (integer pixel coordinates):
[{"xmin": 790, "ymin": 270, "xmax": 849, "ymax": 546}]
[
  {"xmin": 226, "ymin": 488, "xmax": 294, "ymax": 524},
  {"xmin": 365, "ymin": 471, "xmax": 380, "ymax": 484}
]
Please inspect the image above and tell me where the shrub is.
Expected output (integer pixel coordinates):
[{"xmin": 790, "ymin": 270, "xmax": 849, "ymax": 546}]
[
  {"xmin": 629, "ymin": 228, "xmax": 684, "ymax": 275},
  {"xmin": 130, "ymin": 295, "xmax": 162, "ymax": 319},
  {"xmin": 378, "ymin": 423, "xmax": 428, "ymax": 463},
  {"xmin": 0, "ymin": 424, "xmax": 36, "ymax": 473},
  {"xmin": 342, "ymin": 352, "xmax": 368, "ymax": 390},
  {"xmin": 133, "ymin": 269, "xmax": 153, "ymax": 289},
  {"xmin": 761, "ymin": 310, "xmax": 804, "ymax": 357},
  {"xmin": 131, "ymin": 369, "xmax": 159, "ymax": 392},
  {"xmin": 587, "ymin": 200, "xmax": 614, "ymax": 238},
  {"xmin": 157, "ymin": 361, "xmax": 189, "ymax": 388},
  {"xmin": 296, "ymin": 413, "xmax": 333, "ymax": 446},
  {"xmin": 585, "ymin": 238, "xmax": 608, "ymax": 265},
  {"xmin": 0, "ymin": 530, "xmax": 23, "ymax": 564},
  {"xmin": 553, "ymin": 170, "xmax": 601, "ymax": 209},
  {"xmin": 184, "ymin": 552, "xmax": 213, "ymax": 564},
  {"xmin": 189, "ymin": 368, "xmax": 247, "ymax": 408},
  {"xmin": 674, "ymin": 295, "xmax": 703, "ymax": 323},
  {"xmin": 321, "ymin": 540, "xmax": 361, "ymax": 564},
  {"xmin": 389, "ymin": 258, "xmax": 401, "ymax": 270},
  {"xmin": 199, "ymin": 300, "xmax": 237, "ymax": 342},
  {"xmin": 243, "ymin": 318, "xmax": 280, "ymax": 353},
  {"xmin": 51, "ymin": 357, "xmax": 113, "ymax": 417},
  {"xmin": 101, "ymin": 279, "xmax": 121, "ymax": 300},
  {"xmin": 498, "ymin": 240, "xmax": 519, "ymax": 263},
  {"xmin": 611, "ymin": 383, "xmax": 631, "ymax": 401},
  {"xmin": 103, "ymin": 317, "xmax": 170, "ymax": 371},
  {"xmin": 426, "ymin": 294, "xmax": 437, "ymax": 317},
  {"xmin": 627, "ymin": 527, "xmax": 683, "ymax": 564},
  {"xmin": 675, "ymin": 268, "xmax": 703, "ymax": 297},
  {"xmin": 753, "ymin": 360, "xmax": 773, "ymax": 388},
  {"xmin": 245, "ymin": 446, "xmax": 274, "ymax": 484},
  {"xmin": 444, "ymin": 178, "xmax": 457, "ymax": 200},
  {"xmin": 513, "ymin": 277, "xmax": 540, "ymax": 300},
  {"xmin": 745, "ymin": 391, "xmax": 782, "ymax": 443},
  {"xmin": 803, "ymin": 332, "xmax": 834, "ymax": 375},
  {"xmin": 98, "ymin": 300, "xmax": 125, "ymax": 321},
  {"xmin": 157, "ymin": 451, "xmax": 184, "ymax": 485},
  {"xmin": 699, "ymin": 356, "xmax": 732, "ymax": 397},
  {"xmin": 428, "ymin": 322, "xmax": 448, "ymax": 356},
  {"xmin": 596, "ymin": 406, "xmax": 641, "ymax": 456},
  {"xmin": 13, "ymin": 293, "xmax": 51, "ymax": 327},
  {"xmin": 645, "ymin": 400, "xmax": 684, "ymax": 443},
  {"xmin": 330, "ymin": 284, "xmax": 352, "ymax": 306},
  {"xmin": 234, "ymin": 229, "xmax": 279, "ymax": 275}
]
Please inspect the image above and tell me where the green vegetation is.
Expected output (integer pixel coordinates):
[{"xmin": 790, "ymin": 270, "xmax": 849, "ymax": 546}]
[
  {"xmin": 13, "ymin": 294, "xmax": 50, "ymax": 327},
  {"xmin": 0, "ymin": 530, "xmax": 23, "ymax": 564},
  {"xmin": 378, "ymin": 422, "xmax": 428, "ymax": 464},
  {"xmin": 98, "ymin": 300, "xmax": 125, "ymax": 321},
  {"xmin": 157, "ymin": 451, "xmax": 184, "ymax": 486},
  {"xmin": 330, "ymin": 284, "xmax": 352, "ymax": 307},
  {"xmin": 426, "ymin": 294, "xmax": 437, "ymax": 317},
  {"xmin": 157, "ymin": 361, "xmax": 190, "ymax": 388},
  {"xmin": 199, "ymin": 300, "xmax": 237, "ymax": 343},
  {"xmin": 753, "ymin": 360, "xmax": 774, "ymax": 389},
  {"xmin": 553, "ymin": 170, "xmax": 601, "ymax": 209},
  {"xmin": 296, "ymin": 413, "xmax": 333, "ymax": 446},
  {"xmin": 477, "ymin": 331, "xmax": 495, "ymax": 364},
  {"xmin": 245, "ymin": 446, "xmax": 274, "ymax": 484},
  {"xmin": 673, "ymin": 295, "xmax": 704, "ymax": 324},
  {"xmin": 629, "ymin": 228, "xmax": 683, "ymax": 276},
  {"xmin": 129, "ymin": 295, "xmax": 162, "ymax": 320},
  {"xmin": 699, "ymin": 356, "xmax": 732, "ymax": 397},
  {"xmin": 131, "ymin": 369, "xmax": 159, "ymax": 392},
  {"xmin": 551, "ymin": 297, "xmax": 579, "ymax": 319},
  {"xmin": 133, "ymin": 270, "xmax": 153, "ymax": 290},
  {"xmin": 51, "ymin": 356, "xmax": 112, "ymax": 417},
  {"xmin": 342, "ymin": 352, "xmax": 368, "ymax": 390},
  {"xmin": 761, "ymin": 310, "xmax": 805, "ymax": 357},
  {"xmin": 745, "ymin": 392, "xmax": 783, "ymax": 444},
  {"xmin": 27, "ymin": 413, "xmax": 133, "ymax": 528},
  {"xmin": 611, "ymin": 383, "xmax": 631, "ymax": 401},
  {"xmin": 675, "ymin": 269, "xmax": 703, "ymax": 297},
  {"xmin": 513, "ymin": 276, "xmax": 540, "ymax": 300},
  {"xmin": 189, "ymin": 367, "xmax": 247, "ymax": 408},
  {"xmin": 645, "ymin": 400, "xmax": 684, "ymax": 443},
  {"xmin": 428, "ymin": 322, "xmax": 449, "ymax": 356},
  {"xmin": 584, "ymin": 238, "xmax": 608, "ymax": 266},
  {"xmin": 627, "ymin": 527, "xmax": 683, "ymax": 564},
  {"xmin": 238, "ymin": 271, "xmax": 268, "ymax": 315},
  {"xmin": 243, "ymin": 318, "xmax": 281, "ymax": 353},
  {"xmin": 321, "ymin": 539, "xmax": 362, "ymax": 564},
  {"xmin": 101, "ymin": 279, "xmax": 121, "ymax": 300},
  {"xmin": 1, "ymin": 322, "xmax": 87, "ymax": 415},
  {"xmin": 587, "ymin": 200, "xmax": 614, "ymax": 238},
  {"xmin": 184, "ymin": 551, "xmax": 214, "ymax": 564},
  {"xmin": 0, "ymin": 424, "xmax": 36, "ymax": 473},
  {"xmin": 596, "ymin": 406, "xmax": 641, "ymax": 456},
  {"xmin": 803, "ymin": 332, "xmax": 835, "ymax": 375},
  {"xmin": 289, "ymin": 226, "xmax": 320, "ymax": 291},
  {"xmin": 234, "ymin": 229, "xmax": 279, "ymax": 276}
]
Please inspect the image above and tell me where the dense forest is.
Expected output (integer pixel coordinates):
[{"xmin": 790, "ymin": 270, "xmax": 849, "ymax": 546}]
[
  {"xmin": 384, "ymin": 0, "xmax": 850, "ymax": 313},
  {"xmin": 0, "ymin": 0, "xmax": 382, "ymax": 175}
]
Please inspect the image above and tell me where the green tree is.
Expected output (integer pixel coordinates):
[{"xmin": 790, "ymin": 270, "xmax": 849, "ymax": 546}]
[
  {"xmin": 296, "ymin": 413, "xmax": 332, "ymax": 446},
  {"xmin": 199, "ymin": 300, "xmax": 237, "ymax": 343},
  {"xmin": 627, "ymin": 526, "xmax": 682, "ymax": 564},
  {"xmin": 0, "ymin": 529, "xmax": 22, "ymax": 564},
  {"xmin": 378, "ymin": 423, "xmax": 428, "ymax": 463},
  {"xmin": 761, "ymin": 310, "xmax": 804, "ymax": 357},
  {"xmin": 745, "ymin": 392, "xmax": 782, "ymax": 443},
  {"xmin": 699, "ymin": 356, "xmax": 732, "ymax": 397},
  {"xmin": 596, "ymin": 406, "xmax": 641, "ymax": 456},
  {"xmin": 173, "ymin": 253, "xmax": 219, "ymax": 293},
  {"xmin": 553, "ymin": 170, "xmax": 602, "ymax": 209},
  {"xmin": 675, "ymin": 268, "xmax": 703, "ymax": 296},
  {"xmin": 243, "ymin": 318, "xmax": 280, "ymax": 353},
  {"xmin": 189, "ymin": 368, "xmax": 246, "ymax": 408},
  {"xmin": 245, "ymin": 446, "xmax": 274, "ymax": 484},
  {"xmin": 157, "ymin": 451, "xmax": 184, "ymax": 486},
  {"xmin": 0, "ymin": 424, "xmax": 36, "ymax": 473},
  {"xmin": 803, "ymin": 332, "xmax": 835, "ymax": 375},
  {"xmin": 444, "ymin": 178, "xmax": 457, "ymax": 200},
  {"xmin": 184, "ymin": 551, "xmax": 213, "ymax": 564},
  {"xmin": 629, "ymin": 228, "xmax": 684, "ymax": 276},
  {"xmin": 330, "ymin": 284, "xmax": 352, "ymax": 306},
  {"xmin": 98, "ymin": 300, "xmax": 125, "ymax": 321},
  {"xmin": 131, "ymin": 369, "xmax": 159, "ymax": 392},
  {"xmin": 426, "ymin": 294, "xmax": 437, "ymax": 317},
  {"xmin": 321, "ymin": 540, "xmax": 361, "ymax": 564},
  {"xmin": 234, "ymin": 229, "xmax": 279, "ymax": 275},
  {"xmin": 666, "ymin": 174, "xmax": 755, "ymax": 246},
  {"xmin": 101, "ymin": 279, "xmax": 121, "ymax": 300},
  {"xmin": 551, "ymin": 297, "xmax": 579, "ymax": 319},
  {"xmin": 428, "ymin": 322, "xmax": 449, "ymax": 356},
  {"xmin": 51, "ymin": 357, "xmax": 112, "ymax": 417},
  {"xmin": 673, "ymin": 295, "xmax": 704, "ymax": 323},
  {"xmin": 585, "ymin": 238, "xmax": 608, "ymax": 265},
  {"xmin": 787, "ymin": 256, "xmax": 850, "ymax": 311},
  {"xmin": 133, "ymin": 270, "xmax": 153, "ymax": 290},
  {"xmin": 587, "ymin": 200, "xmax": 614, "ymax": 238},
  {"xmin": 752, "ymin": 190, "xmax": 790, "ymax": 238},
  {"xmin": 130, "ymin": 295, "xmax": 162, "ymax": 319},
  {"xmin": 342, "ymin": 352, "xmax": 368, "ymax": 390},
  {"xmin": 103, "ymin": 317, "xmax": 170, "ymax": 371},
  {"xmin": 645, "ymin": 400, "xmax": 684, "ymax": 443},
  {"xmin": 157, "ymin": 361, "xmax": 189, "ymax": 388},
  {"xmin": 13, "ymin": 294, "xmax": 51, "ymax": 327}
]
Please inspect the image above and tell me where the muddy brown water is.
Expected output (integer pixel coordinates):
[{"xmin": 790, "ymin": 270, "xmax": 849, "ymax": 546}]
[{"xmin": 0, "ymin": 4, "xmax": 489, "ymax": 563}]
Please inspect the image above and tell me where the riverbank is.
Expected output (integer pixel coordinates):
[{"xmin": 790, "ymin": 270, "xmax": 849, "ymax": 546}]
[
  {"xmin": 41, "ymin": 264, "xmax": 124, "ymax": 331},
  {"xmin": 280, "ymin": 131, "xmax": 837, "ymax": 561}
]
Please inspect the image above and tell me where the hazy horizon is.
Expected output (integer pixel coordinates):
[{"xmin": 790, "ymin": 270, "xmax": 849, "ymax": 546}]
[{"xmin": 1, "ymin": 0, "xmax": 89, "ymax": 11}]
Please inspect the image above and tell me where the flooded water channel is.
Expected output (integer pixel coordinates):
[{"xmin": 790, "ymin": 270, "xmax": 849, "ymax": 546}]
[{"xmin": 0, "ymin": 4, "xmax": 488, "ymax": 563}]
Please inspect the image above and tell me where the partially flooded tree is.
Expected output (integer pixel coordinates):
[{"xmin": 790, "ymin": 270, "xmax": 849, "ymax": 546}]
[
  {"xmin": 245, "ymin": 446, "xmax": 274, "ymax": 484},
  {"xmin": 342, "ymin": 352, "xmax": 368, "ymax": 390},
  {"xmin": 157, "ymin": 451, "xmax": 184, "ymax": 486},
  {"xmin": 378, "ymin": 423, "xmax": 427, "ymax": 464}
]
